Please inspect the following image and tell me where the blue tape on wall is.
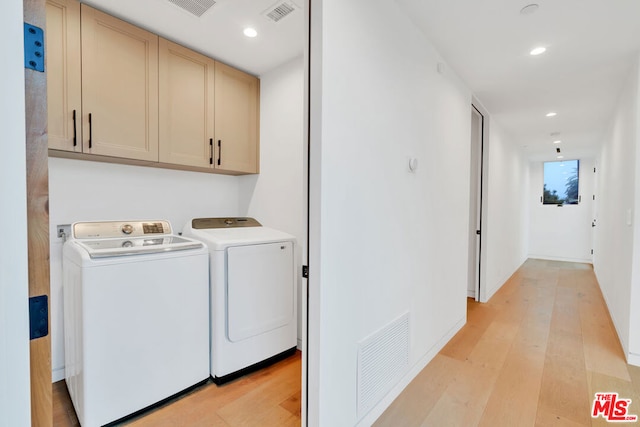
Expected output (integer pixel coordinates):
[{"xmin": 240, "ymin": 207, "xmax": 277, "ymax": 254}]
[
  {"xmin": 29, "ymin": 295, "xmax": 48, "ymax": 340},
  {"xmin": 24, "ymin": 22, "xmax": 45, "ymax": 72}
]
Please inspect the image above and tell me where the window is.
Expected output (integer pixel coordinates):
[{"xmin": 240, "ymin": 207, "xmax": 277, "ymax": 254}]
[{"xmin": 543, "ymin": 159, "xmax": 579, "ymax": 205}]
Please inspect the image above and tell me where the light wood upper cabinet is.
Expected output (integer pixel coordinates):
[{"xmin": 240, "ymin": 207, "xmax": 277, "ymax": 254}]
[
  {"xmin": 159, "ymin": 39, "xmax": 215, "ymax": 168},
  {"xmin": 214, "ymin": 62, "xmax": 260, "ymax": 174},
  {"xmin": 46, "ymin": 0, "xmax": 81, "ymax": 152},
  {"xmin": 46, "ymin": 1, "xmax": 260, "ymax": 174},
  {"xmin": 80, "ymin": 5, "xmax": 159, "ymax": 161}
]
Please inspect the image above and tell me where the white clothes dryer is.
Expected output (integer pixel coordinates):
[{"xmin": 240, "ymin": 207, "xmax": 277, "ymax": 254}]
[
  {"xmin": 183, "ymin": 217, "xmax": 297, "ymax": 384},
  {"xmin": 63, "ymin": 220, "xmax": 210, "ymax": 427}
]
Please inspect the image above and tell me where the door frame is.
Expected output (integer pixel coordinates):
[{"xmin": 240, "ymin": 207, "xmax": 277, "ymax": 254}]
[
  {"xmin": 26, "ymin": 0, "xmax": 313, "ymax": 424},
  {"xmin": 24, "ymin": 0, "xmax": 53, "ymax": 425},
  {"xmin": 471, "ymin": 99, "xmax": 491, "ymax": 303},
  {"xmin": 469, "ymin": 104, "xmax": 485, "ymax": 301},
  {"xmin": 469, "ymin": 105, "xmax": 484, "ymax": 300},
  {"xmin": 302, "ymin": 0, "xmax": 311, "ymax": 425},
  {"xmin": 591, "ymin": 160, "xmax": 598, "ymax": 262}
]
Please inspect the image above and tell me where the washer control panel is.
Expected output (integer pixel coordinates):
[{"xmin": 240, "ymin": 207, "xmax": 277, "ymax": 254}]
[
  {"xmin": 192, "ymin": 217, "xmax": 262, "ymax": 229},
  {"xmin": 73, "ymin": 220, "xmax": 172, "ymax": 239}
]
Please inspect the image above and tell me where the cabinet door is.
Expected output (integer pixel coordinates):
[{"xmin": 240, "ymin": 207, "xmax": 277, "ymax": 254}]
[
  {"xmin": 214, "ymin": 62, "xmax": 259, "ymax": 174},
  {"xmin": 80, "ymin": 5, "xmax": 159, "ymax": 161},
  {"xmin": 159, "ymin": 39, "xmax": 214, "ymax": 168},
  {"xmin": 46, "ymin": 0, "xmax": 81, "ymax": 152}
]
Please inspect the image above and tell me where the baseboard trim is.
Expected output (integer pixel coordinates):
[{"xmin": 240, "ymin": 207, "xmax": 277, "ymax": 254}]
[
  {"xmin": 483, "ymin": 266, "xmax": 519, "ymax": 303},
  {"xmin": 591, "ymin": 269, "xmax": 631, "ymax": 360},
  {"xmin": 356, "ymin": 315, "xmax": 466, "ymax": 427},
  {"xmin": 52, "ymin": 367, "xmax": 64, "ymax": 383},
  {"xmin": 481, "ymin": 257, "xmax": 528, "ymax": 304},
  {"xmin": 528, "ymin": 255, "xmax": 592, "ymax": 264},
  {"xmin": 628, "ymin": 352, "xmax": 640, "ymax": 367}
]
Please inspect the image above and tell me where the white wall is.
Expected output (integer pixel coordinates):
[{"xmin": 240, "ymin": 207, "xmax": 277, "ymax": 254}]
[
  {"xmin": 631, "ymin": 56, "xmax": 640, "ymax": 366},
  {"xmin": 309, "ymin": 1, "xmax": 471, "ymax": 424},
  {"xmin": 48, "ymin": 158, "xmax": 240, "ymax": 380},
  {"xmin": 594, "ymin": 58, "xmax": 639, "ymax": 363},
  {"xmin": 528, "ymin": 158, "xmax": 595, "ymax": 263},
  {"xmin": 239, "ymin": 56, "xmax": 306, "ymax": 348},
  {"xmin": 477, "ymin": 113, "xmax": 530, "ymax": 302},
  {"xmin": 0, "ymin": 0, "xmax": 32, "ymax": 425}
]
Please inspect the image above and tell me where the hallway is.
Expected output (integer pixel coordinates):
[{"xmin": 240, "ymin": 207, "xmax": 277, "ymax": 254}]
[{"xmin": 375, "ymin": 259, "xmax": 640, "ymax": 426}]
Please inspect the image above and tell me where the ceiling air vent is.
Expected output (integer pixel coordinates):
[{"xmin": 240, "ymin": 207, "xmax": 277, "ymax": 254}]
[
  {"xmin": 167, "ymin": 0, "xmax": 216, "ymax": 17},
  {"xmin": 263, "ymin": 1, "xmax": 298, "ymax": 23}
]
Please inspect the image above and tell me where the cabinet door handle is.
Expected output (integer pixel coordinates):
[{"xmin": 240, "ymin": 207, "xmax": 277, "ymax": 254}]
[
  {"xmin": 72, "ymin": 110, "xmax": 77, "ymax": 147},
  {"xmin": 217, "ymin": 140, "xmax": 221, "ymax": 166},
  {"xmin": 209, "ymin": 138, "xmax": 213, "ymax": 165},
  {"xmin": 88, "ymin": 113, "xmax": 92, "ymax": 149}
]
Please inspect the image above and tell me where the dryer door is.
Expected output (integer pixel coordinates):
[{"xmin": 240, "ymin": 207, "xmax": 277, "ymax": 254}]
[{"xmin": 226, "ymin": 241, "xmax": 294, "ymax": 342}]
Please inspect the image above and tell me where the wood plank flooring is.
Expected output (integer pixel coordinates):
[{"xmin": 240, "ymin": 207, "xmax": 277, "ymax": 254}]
[
  {"xmin": 374, "ymin": 259, "xmax": 640, "ymax": 427},
  {"xmin": 53, "ymin": 259, "xmax": 640, "ymax": 426},
  {"xmin": 53, "ymin": 351, "xmax": 301, "ymax": 426}
]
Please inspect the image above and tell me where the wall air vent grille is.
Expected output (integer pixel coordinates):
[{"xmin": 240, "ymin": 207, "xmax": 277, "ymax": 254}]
[
  {"xmin": 357, "ymin": 312, "xmax": 410, "ymax": 419},
  {"xmin": 263, "ymin": 2, "xmax": 297, "ymax": 22},
  {"xmin": 167, "ymin": 0, "xmax": 216, "ymax": 17}
]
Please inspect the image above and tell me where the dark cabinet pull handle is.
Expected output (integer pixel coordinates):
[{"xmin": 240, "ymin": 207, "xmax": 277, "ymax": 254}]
[
  {"xmin": 217, "ymin": 140, "xmax": 221, "ymax": 166},
  {"xmin": 72, "ymin": 110, "xmax": 77, "ymax": 147},
  {"xmin": 209, "ymin": 138, "xmax": 213, "ymax": 165},
  {"xmin": 88, "ymin": 113, "xmax": 92, "ymax": 149}
]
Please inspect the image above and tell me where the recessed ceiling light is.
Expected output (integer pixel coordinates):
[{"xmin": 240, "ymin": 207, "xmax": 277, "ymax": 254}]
[
  {"xmin": 553, "ymin": 140, "xmax": 561, "ymax": 144},
  {"xmin": 520, "ymin": 4, "xmax": 540, "ymax": 15},
  {"xmin": 243, "ymin": 27, "xmax": 258, "ymax": 38},
  {"xmin": 557, "ymin": 155, "xmax": 564, "ymax": 159},
  {"xmin": 546, "ymin": 112, "xmax": 557, "ymax": 117},
  {"xmin": 530, "ymin": 46, "xmax": 546, "ymax": 56}
]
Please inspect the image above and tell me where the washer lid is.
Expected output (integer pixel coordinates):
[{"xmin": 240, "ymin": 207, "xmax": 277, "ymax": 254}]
[
  {"xmin": 75, "ymin": 236, "xmax": 204, "ymax": 259},
  {"xmin": 186, "ymin": 226, "xmax": 295, "ymax": 250}
]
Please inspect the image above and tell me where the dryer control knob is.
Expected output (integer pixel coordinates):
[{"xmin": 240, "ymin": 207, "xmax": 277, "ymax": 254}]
[{"xmin": 121, "ymin": 224, "xmax": 134, "ymax": 235}]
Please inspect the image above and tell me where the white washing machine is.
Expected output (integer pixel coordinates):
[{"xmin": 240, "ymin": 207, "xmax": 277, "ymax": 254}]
[
  {"xmin": 183, "ymin": 217, "xmax": 297, "ymax": 384},
  {"xmin": 63, "ymin": 220, "xmax": 210, "ymax": 427}
]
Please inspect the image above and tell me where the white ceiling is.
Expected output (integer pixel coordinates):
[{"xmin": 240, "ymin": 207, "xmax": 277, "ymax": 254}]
[
  {"xmin": 83, "ymin": 0, "xmax": 640, "ymax": 162},
  {"xmin": 395, "ymin": 0, "xmax": 640, "ymax": 161},
  {"xmin": 82, "ymin": 0, "xmax": 304, "ymax": 76}
]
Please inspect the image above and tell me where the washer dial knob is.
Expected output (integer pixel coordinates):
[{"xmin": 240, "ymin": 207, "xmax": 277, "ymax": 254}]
[{"xmin": 121, "ymin": 224, "xmax": 134, "ymax": 235}]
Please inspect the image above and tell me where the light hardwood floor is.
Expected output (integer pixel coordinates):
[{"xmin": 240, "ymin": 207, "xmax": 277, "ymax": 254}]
[
  {"xmin": 53, "ymin": 260, "xmax": 640, "ymax": 426},
  {"xmin": 53, "ymin": 351, "xmax": 301, "ymax": 426},
  {"xmin": 374, "ymin": 259, "xmax": 640, "ymax": 427}
]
